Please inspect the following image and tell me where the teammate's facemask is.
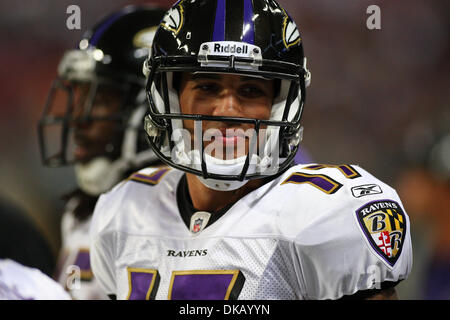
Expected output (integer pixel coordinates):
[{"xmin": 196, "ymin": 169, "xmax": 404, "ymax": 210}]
[
  {"xmin": 144, "ymin": 0, "xmax": 311, "ymax": 191},
  {"xmin": 38, "ymin": 6, "xmax": 166, "ymax": 195}
]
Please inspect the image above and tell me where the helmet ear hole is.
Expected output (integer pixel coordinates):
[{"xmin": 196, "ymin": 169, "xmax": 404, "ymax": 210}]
[
  {"xmin": 172, "ymin": 72, "xmax": 183, "ymax": 93},
  {"xmin": 273, "ymin": 79, "xmax": 281, "ymax": 99},
  {"xmin": 270, "ymin": 80, "xmax": 297, "ymax": 122}
]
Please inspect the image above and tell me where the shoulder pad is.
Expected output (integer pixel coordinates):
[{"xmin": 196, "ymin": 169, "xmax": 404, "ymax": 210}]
[{"xmin": 125, "ymin": 166, "xmax": 171, "ymax": 187}]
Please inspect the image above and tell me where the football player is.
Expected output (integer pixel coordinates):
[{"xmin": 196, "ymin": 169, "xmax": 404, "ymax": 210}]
[
  {"xmin": 38, "ymin": 5, "xmax": 166, "ymax": 299},
  {"xmin": 395, "ymin": 128, "xmax": 449, "ymax": 299},
  {"xmin": 0, "ymin": 259, "xmax": 71, "ymax": 300},
  {"xmin": 90, "ymin": 0, "xmax": 412, "ymax": 300}
]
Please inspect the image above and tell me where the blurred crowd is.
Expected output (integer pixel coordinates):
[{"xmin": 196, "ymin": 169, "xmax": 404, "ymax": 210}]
[{"xmin": 0, "ymin": 0, "xmax": 448, "ymax": 299}]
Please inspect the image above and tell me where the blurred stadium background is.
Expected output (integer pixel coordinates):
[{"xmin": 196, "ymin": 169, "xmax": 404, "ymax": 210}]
[{"xmin": 0, "ymin": 0, "xmax": 448, "ymax": 299}]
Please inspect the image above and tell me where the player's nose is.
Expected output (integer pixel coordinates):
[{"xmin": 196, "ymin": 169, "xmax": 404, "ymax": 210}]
[
  {"xmin": 211, "ymin": 89, "xmax": 243, "ymax": 118},
  {"xmin": 70, "ymin": 108, "xmax": 92, "ymax": 131}
]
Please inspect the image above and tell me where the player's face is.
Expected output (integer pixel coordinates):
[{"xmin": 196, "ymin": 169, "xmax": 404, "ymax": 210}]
[
  {"xmin": 72, "ymin": 83, "xmax": 122, "ymax": 163},
  {"xmin": 178, "ymin": 73, "xmax": 274, "ymax": 159}
]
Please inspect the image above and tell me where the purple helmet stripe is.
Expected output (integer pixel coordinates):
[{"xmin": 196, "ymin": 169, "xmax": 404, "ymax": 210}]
[
  {"xmin": 241, "ymin": 0, "xmax": 254, "ymax": 44},
  {"xmin": 212, "ymin": 0, "xmax": 226, "ymax": 41}
]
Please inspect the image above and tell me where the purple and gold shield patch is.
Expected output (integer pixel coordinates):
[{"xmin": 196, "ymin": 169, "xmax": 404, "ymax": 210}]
[{"xmin": 356, "ymin": 200, "xmax": 407, "ymax": 267}]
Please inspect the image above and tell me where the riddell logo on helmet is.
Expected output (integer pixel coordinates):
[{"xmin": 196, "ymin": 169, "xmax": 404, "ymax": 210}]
[{"xmin": 213, "ymin": 43, "xmax": 249, "ymax": 54}]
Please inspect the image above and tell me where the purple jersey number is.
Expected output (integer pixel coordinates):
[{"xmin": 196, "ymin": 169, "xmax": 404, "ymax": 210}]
[
  {"xmin": 127, "ymin": 269, "xmax": 245, "ymax": 300},
  {"xmin": 282, "ymin": 172, "xmax": 343, "ymax": 194},
  {"xmin": 127, "ymin": 268, "xmax": 160, "ymax": 300},
  {"xmin": 73, "ymin": 249, "xmax": 93, "ymax": 281},
  {"xmin": 303, "ymin": 164, "xmax": 361, "ymax": 179},
  {"xmin": 282, "ymin": 164, "xmax": 361, "ymax": 194},
  {"xmin": 168, "ymin": 270, "xmax": 245, "ymax": 300}
]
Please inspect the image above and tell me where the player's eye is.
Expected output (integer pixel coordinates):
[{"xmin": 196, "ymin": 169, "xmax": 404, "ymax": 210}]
[
  {"xmin": 194, "ymin": 82, "xmax": 220, "ymax": 94},
  {"xmin": 238, "ymin": 84, "xmax": 266, "ymax": 98}
]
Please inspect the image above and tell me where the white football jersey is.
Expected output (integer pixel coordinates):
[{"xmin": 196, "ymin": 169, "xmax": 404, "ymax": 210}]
[
  {"xmin": 0, "ymin": 259, "xmax": 71, "ymax": 300},
  {"xmin": 55, "ymin": 196, "xmax": 109, "ymax": 300},
  {"xmin": 90, "ymin": 164, "xmax": 412, "ymax": 300}
]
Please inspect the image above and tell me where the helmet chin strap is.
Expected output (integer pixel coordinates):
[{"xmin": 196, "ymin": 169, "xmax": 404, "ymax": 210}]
[
  {"xmin": 178, "ymin": 151, "xmax": 261, "ymax": 192},
  {"xmin": 197, "ymin": 154, "xmax": 253, "ymax": 191},
  {"xmin": 75, "ymin": 156, "xmax": 129, "ymax": 196},
  {"xmin": 197, "ymin": 177, "xmax": 248, "ymax": 191}
]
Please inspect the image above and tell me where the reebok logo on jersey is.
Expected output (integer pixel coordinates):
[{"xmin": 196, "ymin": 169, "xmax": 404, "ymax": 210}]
[
  {"xmin": 167, "ymin": 249, "xmax": 208, "ymax": 258},
  {"xmin": 356, "ymin": 200, "xmax": 407, "ymax": 267},
  {"xmin": 351, "ymin": 184, "xmax": 382, "ymax": 198}
]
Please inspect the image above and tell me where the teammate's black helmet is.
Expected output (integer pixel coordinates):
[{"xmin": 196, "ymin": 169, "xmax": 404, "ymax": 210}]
[
  {"xmin": 143, "ymin": 0, "xmax": 311, "ymax": 190},
  {"xmin": 38, "ymin": 5, "xmax": 166, "ymax": 195}
]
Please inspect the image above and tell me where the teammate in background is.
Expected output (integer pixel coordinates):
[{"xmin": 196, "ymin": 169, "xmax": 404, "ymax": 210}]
[
  {"xmin": 0, "ymin": 198, "xmax": 69, "ymax": 300},
  {"xmin": 0, "ymin": 196, "xmax": 54, "ymax": 277},
  {"xmin": 0, "ymin": 259, "xmax": 71, "ymax": 300},
  {"xmin": 395, "ymin": 127, "xmax": 450, "ymax": 299},
  {"xmin": 38, "ymin": 6, "xmax": 166, "ymax": 299},
  {"xmin": 90, "ymin": 0, "xmax": 412, "ymax": 300}
]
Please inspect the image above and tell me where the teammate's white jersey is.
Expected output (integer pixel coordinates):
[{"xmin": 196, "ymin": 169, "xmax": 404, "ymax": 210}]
[
  {"xmin": 0, "ymin": 259, "xmax": 71, "ymax": 300},
  {"xmin": 55, "ymin": 196, "xmax": 109, "ymax": 300},
  {"xmin": 90, "ymin": 164, "xmax": 412, "ymax": 300}
]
